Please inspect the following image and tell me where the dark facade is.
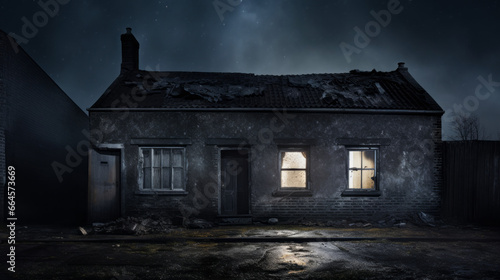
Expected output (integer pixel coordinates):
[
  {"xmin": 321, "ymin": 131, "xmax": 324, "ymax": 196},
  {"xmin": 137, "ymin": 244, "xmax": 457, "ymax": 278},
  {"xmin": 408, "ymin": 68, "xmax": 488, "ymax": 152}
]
[
  {"xmin": 88, "ymin": 29, "xmax": 444, "ymax": 223},
  {"xmin": 0, "ymin": 30, "xmax": 89, "ymax": 224}
]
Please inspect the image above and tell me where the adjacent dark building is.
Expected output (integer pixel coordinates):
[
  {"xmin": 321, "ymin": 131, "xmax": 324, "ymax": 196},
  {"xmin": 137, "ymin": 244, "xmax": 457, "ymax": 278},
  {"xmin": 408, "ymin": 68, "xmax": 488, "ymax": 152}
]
[
  {"xmin": 88, "ymin": 29, "xmax": 444, "ymax": 223},
  {"xmin": 0, "ymin": 30, "xmax": 89, "ymax": 224}
]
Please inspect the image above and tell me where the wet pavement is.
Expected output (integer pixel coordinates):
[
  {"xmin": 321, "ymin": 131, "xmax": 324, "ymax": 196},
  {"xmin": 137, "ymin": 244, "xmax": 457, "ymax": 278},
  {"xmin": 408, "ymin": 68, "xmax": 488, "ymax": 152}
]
[
  {"xmin": 6, "ymin": 223, "xmax": 500, "ymax": 242},
  {"xmin": 1, "ymin": 224, "xmax": 500, "ymax": 279}
]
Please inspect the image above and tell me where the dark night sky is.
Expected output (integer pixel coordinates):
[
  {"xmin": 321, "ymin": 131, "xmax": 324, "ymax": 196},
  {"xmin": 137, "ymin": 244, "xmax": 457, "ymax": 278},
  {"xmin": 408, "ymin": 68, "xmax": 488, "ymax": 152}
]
[{"xmin": 1, "ymin": 0, "xmax": 499, "ymax": 139}]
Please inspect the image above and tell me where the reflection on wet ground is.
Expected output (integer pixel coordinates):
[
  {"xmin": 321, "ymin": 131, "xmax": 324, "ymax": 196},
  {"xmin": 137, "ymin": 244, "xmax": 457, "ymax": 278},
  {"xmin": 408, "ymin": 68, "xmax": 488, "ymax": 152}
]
[{"xmin": 3, "ymin": 240, "xmax": 500, "ymax": 279}]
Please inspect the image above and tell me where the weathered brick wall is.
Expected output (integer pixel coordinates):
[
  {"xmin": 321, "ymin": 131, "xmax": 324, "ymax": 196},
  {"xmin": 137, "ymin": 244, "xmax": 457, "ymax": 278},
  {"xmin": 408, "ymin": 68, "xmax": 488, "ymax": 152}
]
[
  {"xmin": 1, "ymin": 30, "xmax": 89, "ymax": 224},
  {"xmin": 249, "ymin": 113, "xmax": 442, "ymax": 221},
  {"xmin": 432, "ymin": 115, "xmax": 443, "ymax": 215},
  {"xmin": 91, "ymin": 110, "xmax": 442, "ymax": 222}
]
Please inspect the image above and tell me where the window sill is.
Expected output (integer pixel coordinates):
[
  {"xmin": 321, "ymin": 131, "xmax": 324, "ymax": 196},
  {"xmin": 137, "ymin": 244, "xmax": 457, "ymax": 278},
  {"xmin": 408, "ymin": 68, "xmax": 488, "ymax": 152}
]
[
  {"xmin": 272, "ymin": 190, "xmax": 313, "ymax": 197},
  {"xmin": 341, "ymin": 190, "xmax": 381, "ymax": 197},
  {"xmin": 135, "ymin": 190, "xmax": 189, "ymax": 196}
]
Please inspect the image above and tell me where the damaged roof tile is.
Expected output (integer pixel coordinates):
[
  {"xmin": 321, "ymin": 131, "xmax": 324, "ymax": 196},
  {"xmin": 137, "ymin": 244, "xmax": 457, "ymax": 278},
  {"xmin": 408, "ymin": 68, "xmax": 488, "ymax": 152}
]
[{"xmin": 91, "ymin": 68, "xmax": 443, "ymax": 112}]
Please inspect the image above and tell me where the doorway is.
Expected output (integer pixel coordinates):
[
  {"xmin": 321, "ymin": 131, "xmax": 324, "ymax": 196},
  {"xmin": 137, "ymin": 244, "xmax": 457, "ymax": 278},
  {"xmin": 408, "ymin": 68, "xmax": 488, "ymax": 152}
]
[
  {"xmin": 220, "ymin": 149, "xmax": 249, "ymax": 216},
  {"xmin": 88, "ymin": 148, "xmax": 121, "ymax": 222}
]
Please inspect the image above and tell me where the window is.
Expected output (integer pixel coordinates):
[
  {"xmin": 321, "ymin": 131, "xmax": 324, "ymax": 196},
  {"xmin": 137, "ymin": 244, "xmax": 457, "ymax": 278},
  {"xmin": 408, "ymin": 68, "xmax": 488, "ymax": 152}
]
[
  {"xmin": 139, "ymin": 147, "xmax": 185, "ymax": 191},
  {"xmin": 347, "ymin": 148, "xmax": 377, "ymax": 190},
  {"xmin": 280, "ymin": 149, "xmax": 308, "ymax": 189}
]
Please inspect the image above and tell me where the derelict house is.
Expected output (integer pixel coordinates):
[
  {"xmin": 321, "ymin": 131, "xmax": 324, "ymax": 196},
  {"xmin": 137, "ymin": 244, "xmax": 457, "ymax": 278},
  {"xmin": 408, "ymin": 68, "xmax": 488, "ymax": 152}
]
[
  {"xmin": 88, "ymin": 28, "xmax": 444, "ymax": 223},
  {"xmin": 0, "ymin": 30, "xmax": 88, "ymax": 224}
]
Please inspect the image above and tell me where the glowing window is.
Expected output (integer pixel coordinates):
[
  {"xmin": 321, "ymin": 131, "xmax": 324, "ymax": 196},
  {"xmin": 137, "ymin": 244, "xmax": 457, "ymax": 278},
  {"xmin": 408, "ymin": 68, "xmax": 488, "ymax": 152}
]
[
  {"xmin": 280, "ymin": 150, "xmax": 308, "ymax": 188},
  {"xmin": 348, "ymin": 149, "xmax": 377, "ymax": 190}
]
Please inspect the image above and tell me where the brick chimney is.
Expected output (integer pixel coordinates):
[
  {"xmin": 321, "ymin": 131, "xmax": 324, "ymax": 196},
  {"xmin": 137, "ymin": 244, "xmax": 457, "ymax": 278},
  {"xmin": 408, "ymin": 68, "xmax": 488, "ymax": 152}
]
[
  {"xmin": 120, "ymin": 27, "xmax": 139, "ymax": 73},
  {"xmin": 397, "ymin": 62, "xmax": 407, "ymax": 71}
]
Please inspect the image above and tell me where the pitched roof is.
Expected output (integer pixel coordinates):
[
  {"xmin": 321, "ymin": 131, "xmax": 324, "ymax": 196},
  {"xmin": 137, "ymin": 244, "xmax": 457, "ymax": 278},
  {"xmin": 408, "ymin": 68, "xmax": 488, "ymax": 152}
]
[{"xmin": 90, "ymin": 64, "xmax": 443, "ymax": 114}]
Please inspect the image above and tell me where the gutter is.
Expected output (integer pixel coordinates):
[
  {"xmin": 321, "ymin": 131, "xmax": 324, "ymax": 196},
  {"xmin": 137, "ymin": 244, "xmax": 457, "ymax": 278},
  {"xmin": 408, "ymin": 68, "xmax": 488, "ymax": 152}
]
[{"xmin": 87, "ymin": 107, "xmax": 445, "ymax": 116}]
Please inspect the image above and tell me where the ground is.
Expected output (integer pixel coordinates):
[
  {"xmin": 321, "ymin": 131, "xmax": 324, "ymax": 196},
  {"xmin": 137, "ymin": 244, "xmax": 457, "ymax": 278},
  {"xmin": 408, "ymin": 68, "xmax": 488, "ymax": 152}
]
[{"xmin": 1, "ymin": 224, "xmax": 499, "ymax": 279}]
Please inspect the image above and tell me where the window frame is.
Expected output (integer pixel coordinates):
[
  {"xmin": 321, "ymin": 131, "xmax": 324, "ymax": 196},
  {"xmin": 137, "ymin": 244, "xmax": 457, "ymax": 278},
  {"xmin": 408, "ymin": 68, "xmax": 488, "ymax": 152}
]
[
  {"xmin": 138, "ymin": 146, "xmax": 187, "ymax": 192},
  {"xmin": 278, "ymin": 147, "xmax": 310, "ymax": 191},
  {"xmin": 342, "ymin": 146, "xmax": 381, "ymax": 197}
]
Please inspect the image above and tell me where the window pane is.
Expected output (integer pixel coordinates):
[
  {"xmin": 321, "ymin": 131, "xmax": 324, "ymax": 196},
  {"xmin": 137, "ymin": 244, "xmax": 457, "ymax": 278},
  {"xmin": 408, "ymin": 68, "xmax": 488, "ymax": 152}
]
[
  {"xmin": 161, "ymin": 167, "xmax": 171, "ymax": 189},
  {"xmin": 142, "ymin": 149, "xmax": 151, "ymax": 167},
  {"xmin": 362, "ymin": 170, "xmax": 375, "ymax": 189},
  {"xmin": 172, "ymin": 149, "xmax": 183, "ymax": 167},
  {"xmin": 161, "ymin": 149, "xmax": 170, "ymax": 167},
  {"xmin": 141, "ymin": 147, "xmax": 185, "ymax": 190},
  {"xmin": 173, "ymin": 167, "xmax": 183, "ymax": 189},
  {"xmin": 349, "ymin": 151, "xmax": 361, "ymax": 169},
  {"xmin": 153, "ymin": 149, "xmax": 161, "ymax": 167},
  {"xmin": 349, "ymin": 170, "xmax": 361, "ymax": 189},
  {"xmin": 143, "ymin": 168, "xmax": 151, "ymax": 189},
  {"xmin": 281, "ymin": 170, "xmax": 306, "ymax": 188},
  {"xmin": 281, "ymin": 152, "xmax": 306, "ymax": 169},
  {"xmin": 153, "ymin": 167, "xmax": 161, "ymax": 189},
  {"xmin": 362, "ymin": 151, "xmax": 375, "ymax": 169}
]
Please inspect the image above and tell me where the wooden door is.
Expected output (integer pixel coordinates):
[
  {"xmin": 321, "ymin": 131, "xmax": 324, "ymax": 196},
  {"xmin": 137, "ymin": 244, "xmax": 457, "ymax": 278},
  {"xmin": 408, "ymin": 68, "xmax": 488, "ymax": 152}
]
[
  {"xmin": 89, "ymin": 149, "xmax": 120, "ymax": 222},
  {"xmin": 221, "ymin": 150, "xmax": 249, "ymax": 215}
]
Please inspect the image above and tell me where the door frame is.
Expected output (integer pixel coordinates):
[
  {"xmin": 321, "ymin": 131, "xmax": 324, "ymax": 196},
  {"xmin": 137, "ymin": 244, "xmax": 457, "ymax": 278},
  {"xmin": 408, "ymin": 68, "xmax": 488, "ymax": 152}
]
[
  {"xmin": 218, "ymin": 147, "xmax": 251, "ymax": 216},
  {"xmin": 88, "ymin": 143, "xmax": 125, "ymax": 223}
]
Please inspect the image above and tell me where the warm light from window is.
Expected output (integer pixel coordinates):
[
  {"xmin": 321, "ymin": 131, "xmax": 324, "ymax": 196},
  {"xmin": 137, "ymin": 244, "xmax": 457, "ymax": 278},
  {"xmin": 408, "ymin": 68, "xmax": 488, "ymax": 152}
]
[
  {"xmin": 281, "ymin": 151, "xmax": 307, "ymax": 188},
  {"xmin": 348, "ymin": 150, "xmax": 375, "ymax": 189}
]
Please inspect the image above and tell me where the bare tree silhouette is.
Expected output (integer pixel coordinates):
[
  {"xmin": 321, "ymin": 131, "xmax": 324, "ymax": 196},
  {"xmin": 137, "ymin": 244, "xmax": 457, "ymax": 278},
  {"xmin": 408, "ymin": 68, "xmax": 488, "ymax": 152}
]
[{"xmin": 450, "ymin": 112, "xmax": 486, "ymax": 140}]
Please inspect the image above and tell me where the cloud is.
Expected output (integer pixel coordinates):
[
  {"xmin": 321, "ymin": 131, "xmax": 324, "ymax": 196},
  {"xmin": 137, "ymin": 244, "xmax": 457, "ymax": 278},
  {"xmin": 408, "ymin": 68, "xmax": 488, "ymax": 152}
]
[{"xmin": 1, "ymin": 0, "xmax": 498, "ymax": 138}]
